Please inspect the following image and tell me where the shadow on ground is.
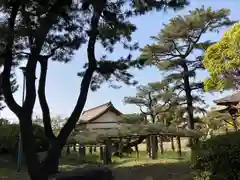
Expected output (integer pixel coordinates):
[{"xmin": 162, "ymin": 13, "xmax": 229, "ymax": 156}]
[
  {"xmin": 112, "ymin": 162, "xmax": 192, "ymax": 180},
  {"xmin": 0, "ymin": 153, "xmax": 192, "ymax": 180}
]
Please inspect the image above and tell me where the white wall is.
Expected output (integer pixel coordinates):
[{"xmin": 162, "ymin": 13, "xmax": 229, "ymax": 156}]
[{"xmin": 86, "ymin": 111, "xmax": 121, "ymax": 129}]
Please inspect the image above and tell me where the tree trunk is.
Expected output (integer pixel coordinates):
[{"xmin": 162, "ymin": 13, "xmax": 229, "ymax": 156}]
[
  {"xmin": 171, "ymin": 137, "xmax": 175, "ymax": 152},
  {"xmin": 93, "ymin": 146, "xmax": 97, "ymax": 152},
  {"xmin": 135, "ymin": 145, "xmax": 139, "ymax": 158},
  {"xmin": 146, "ymin": 136, "xmax": 151, "ymax": 157},
  {"xmin": 42, "ymin": 144, "xmax": 62, "ymax": 175},
  {"xmin": 182, "ymin": 63, "xmax": 195, "ymax": 147},
  {"xmin": 151, "ymin": 135, "xmax": 158, "ymax": 160},
  {"xmin": 19, "ymin": 115, "xmax": 48, "ymax": 180},
  {"xmin": 232, "ymin": 118, "xmax": 238, "ymax": 131}
]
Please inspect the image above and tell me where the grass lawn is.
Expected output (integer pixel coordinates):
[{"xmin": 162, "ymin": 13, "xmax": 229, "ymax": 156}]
[
  {"xmin": 0, "ymin": 150, "xmax": 192, "ymax": 180},
  {"xmin": 60, "ymin": 150, "xmax": 192, "ymax": 180}
]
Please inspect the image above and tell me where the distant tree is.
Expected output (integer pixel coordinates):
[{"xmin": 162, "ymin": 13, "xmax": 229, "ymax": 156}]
[
  {"xmin": 0, "ymin": 118, "xmax": 10, "ymax": 126},
  {"xmin": 200, "ymin": 110, "xmax": 231, "ymax": 139},
  {"xmin": 33, "ymin": 116, "xmax": 66, "ymax": 135},
  {"xmin": 140, "ymin": 7, "xmax": 235, "ymax": 132},
  {"xmin": 203, "ymin": 23, "xmax": 240, "ymax": 91},
  {"xmin": 124, "ymin": 82, "xmax": 177, "ymax": 123},
  {"xmin": 120, "ymin": 113, "xmax": 145, "ymax": 124},
  {"xmin": 124, "ymin": 81, "xmax": 179, "ymax": 158},
  {"xmin": 1, "ymin": 0, "xmax": 190, "ymax": 179}
]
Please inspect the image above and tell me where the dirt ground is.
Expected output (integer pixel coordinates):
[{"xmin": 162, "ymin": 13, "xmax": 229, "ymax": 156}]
[{"xmin": 3, "ymin": 162, "xmax": 192, "ymax": 180}]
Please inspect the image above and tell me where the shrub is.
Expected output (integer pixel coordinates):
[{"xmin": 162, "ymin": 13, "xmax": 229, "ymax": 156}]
[
  {"xmin": 0, "ymin": 124, "xmax": 49, "ymax": 155},
  {"xmin": 192, "ymin": 131, "xmax": 240, "ymax": 180}
]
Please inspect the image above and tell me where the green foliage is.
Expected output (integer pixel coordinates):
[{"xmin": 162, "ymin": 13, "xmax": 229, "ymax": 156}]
[
  {"xmin": 203, "ymin": 23, "xmax": 240, "ymax": 91},
  {"xmin": 124, "ymin": 81, "xmax": 179, "ymax": 123},
  {"xmin": 192, "ymin": 132, "xmax": 240, "ymax": 180},
  {"xmin": 202, "ymin": 110, "xmax": 230, "ymax": 130},
  {"xmin": 0, "ymin": 0, "xmax": 192, "ymax": 175},
  {"xmin": 0, "ymin": 118, "xmax": 10, "ymax": 126},
  {"xmin": 0, "ymin": 124, "xmax": 48, "ymax": 155},
  {"xmin": 33, "ymin": 116, "xmax": 66, "ymax": 135},
  {"xmin": 71, "ymin": 123, "xmax": 202, "ymax": 145},
  {"xmin": 120, "ymin": 113, "xmax": 145, "ymax": 124}
]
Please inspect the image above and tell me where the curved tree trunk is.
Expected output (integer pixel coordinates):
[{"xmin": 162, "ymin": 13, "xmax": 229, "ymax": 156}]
[{"xmin": 113, "ymin": 136, "xmax": 146, "ymax": 156}]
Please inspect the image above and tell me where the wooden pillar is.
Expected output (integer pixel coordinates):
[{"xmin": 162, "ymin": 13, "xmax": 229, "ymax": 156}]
[
  {"xmin": 73, "ymin": 143, "xmax": 76, "ymax": 152},
  {"xmin": 159, "ymin": 136, "xmax": 164, "ymax": 155},
  {"xmin": 89, "ymin": 146, "xmax": 93, "ymax": 154},
  {"xmin": 66, "ymin": 145, "xmax": 70, "ymax": 155},
  {"xmin": 177, "ymin": 136, "xmax": 182, "ymax": 157},
  {"xmin": 118, "ymin": 138, "xmax": 123, "ymax": 158},
  {"xmin": 170, "ymin": 137, "xmax": 175, "ymax": 152},
  {"xmin": 103, "ymin": 139, "xmax": 112, "ymax": 165},
  {"xmin": 146, "ymin": 135, "xmax": 151, "ymax": 157},
  {"xmin": 100, "ymin": 146, "xmax": 104, "ymax": 161},
  {"xmin": 78, "ymin": 143, "xmax": 86, "ymax": 157},
  {"xmin": 135, "ymin": 145, "xmax": 139, "ymax": 158},
  {"xmin": 229, "ymin": 107, "xmax": 238, "ymax": 131},
  {"xmin": 93, "ymin": 145, "xmax": 97, "ymax": 152}
]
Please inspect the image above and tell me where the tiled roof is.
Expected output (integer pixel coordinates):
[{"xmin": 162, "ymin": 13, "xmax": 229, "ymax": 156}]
[
  {"xmin": 79, "ymin": 101, "xmax": 122, "ymax": 123},
  {"xmin": 215, "ymin": 91, "xmax": 240, "ymax": 105}
]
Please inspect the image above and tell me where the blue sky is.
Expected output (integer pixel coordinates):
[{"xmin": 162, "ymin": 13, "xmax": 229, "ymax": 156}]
[{"xmin": 2, "ymin": 0, "xmax": 240, "ymax": 121}]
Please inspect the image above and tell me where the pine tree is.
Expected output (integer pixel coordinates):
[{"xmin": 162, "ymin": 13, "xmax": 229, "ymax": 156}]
[
  {"xmin": 124, "ymin": 81, "xmax": 178, "ymax": 123},
  {"xmin": 140, "ymin": 7, "xmax": 235, "ymax": 132},
  {"xmin": 200, "ymin": 110, "xmax": 231, "ymax": 139},
  {"xmin": 120, "ymin": 113, "xmax": 145, "ymax": 124},
  {"xmin": 0, "ymin": 0, "xmax": 189, "ymax": 179},
  {"xmin": 124, "ymin": 81, "xmax": 180, "ymax": 159}
]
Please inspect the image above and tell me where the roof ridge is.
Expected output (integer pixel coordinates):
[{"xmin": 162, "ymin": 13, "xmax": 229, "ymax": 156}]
[{"xmin": 82, "ymin": 101, "xmax": 112, "ymax": 114}]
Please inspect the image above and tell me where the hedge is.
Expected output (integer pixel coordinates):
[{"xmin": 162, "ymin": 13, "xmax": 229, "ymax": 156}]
[
  {"xmin": 192, "ymin": 131, "xmax": 240, "ymax": 180},
  {"xmin": 0, "ymin": 124, "xmax": 49, "ymax": 155}
]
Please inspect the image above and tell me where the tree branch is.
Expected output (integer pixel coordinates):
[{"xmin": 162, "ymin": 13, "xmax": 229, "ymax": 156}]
[
  {"xmin": 38, "ymin": 57, "xmax": 56, "ymax": 140},
  {"xmin": 223, "ymin": 119, "xmax": 234, "ymax": 127},
  {"xmin": 171, "ymin": 40, "xmax": 183, "ymax": 56},
  {"xmin": 57, "ymin": 1, "xmax": 106, "ymax": 146},
  {"xmin": 184, "ymin": 22, "xmax": 211, "ymax": 57},
  {"xmin": 2, "ymin": 3, "xmax": 21, "ymax": 116},
  {"xmin": 139, "ymin": 105, "xmax": 147, "ymax": 115},
  {"xmin": 23, "ymin": 0, "xmax": 71, "ymax": 111}
]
